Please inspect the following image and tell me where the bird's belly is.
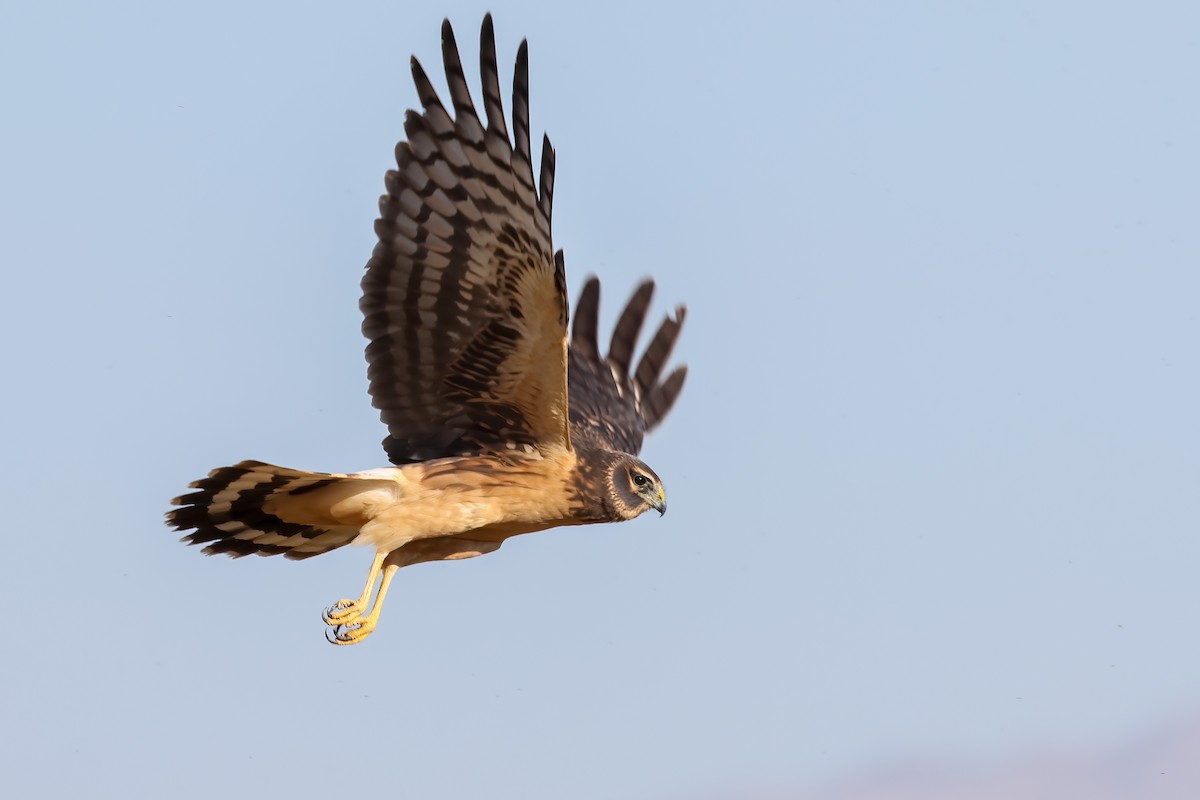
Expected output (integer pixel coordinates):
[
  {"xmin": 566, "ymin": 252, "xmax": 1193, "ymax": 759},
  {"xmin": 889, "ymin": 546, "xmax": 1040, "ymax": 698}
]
[{"xmin": 351, "ymin": 485, "xmax": 572, "ymax": 552}]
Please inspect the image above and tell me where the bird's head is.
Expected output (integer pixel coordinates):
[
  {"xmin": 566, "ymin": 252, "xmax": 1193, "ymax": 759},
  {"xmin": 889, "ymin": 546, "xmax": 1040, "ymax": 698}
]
[{"xmin": 605, "ymin": 453, "xmax": 667, "ymax": 520}]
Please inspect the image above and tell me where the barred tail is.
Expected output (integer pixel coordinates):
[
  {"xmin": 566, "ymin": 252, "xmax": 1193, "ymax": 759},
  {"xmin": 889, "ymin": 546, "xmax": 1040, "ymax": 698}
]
[{"xmin": 167, "ymin": 460, "xmax": 393, "ymax": 560}]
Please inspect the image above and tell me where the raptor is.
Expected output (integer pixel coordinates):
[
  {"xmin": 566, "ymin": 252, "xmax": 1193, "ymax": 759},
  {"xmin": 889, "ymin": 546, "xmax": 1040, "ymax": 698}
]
[{"xmin": 167, "ymin": 15, "xmax": 687, "ymax": 645}]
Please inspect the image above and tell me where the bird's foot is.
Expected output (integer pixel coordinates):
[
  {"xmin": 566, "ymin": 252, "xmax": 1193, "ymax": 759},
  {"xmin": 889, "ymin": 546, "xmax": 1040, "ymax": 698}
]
[
  {"xmin": 325, "ymin": 618, "xmax": 378, "ymax": 646},
  {"xmin": 322, "ymin": 598, "xmax": 366, "ymax": 626}
]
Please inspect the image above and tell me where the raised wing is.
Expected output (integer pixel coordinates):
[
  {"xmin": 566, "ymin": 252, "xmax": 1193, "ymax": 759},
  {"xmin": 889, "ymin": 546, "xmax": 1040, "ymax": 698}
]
[
  {"xmin": 568, "ymin": 278, "xmax": 687, "ymax": 454},
  {"xmin": 362, "ymin": 15, "xmax": 569, "ymax": 464}
]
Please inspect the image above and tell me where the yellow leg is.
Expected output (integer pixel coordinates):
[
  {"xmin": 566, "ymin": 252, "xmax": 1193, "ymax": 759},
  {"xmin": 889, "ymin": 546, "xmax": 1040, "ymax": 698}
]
[
  {"xmin": 326, "ymin": 563, "xmax": 399, "ymax": 646},
  {"xmin": 321, "ymin": 552, "xmax": 386, "ymax": 626}
]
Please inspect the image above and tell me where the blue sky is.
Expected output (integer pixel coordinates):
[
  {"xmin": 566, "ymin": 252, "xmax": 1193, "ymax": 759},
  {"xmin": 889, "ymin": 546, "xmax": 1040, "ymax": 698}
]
[{"xmin": 3, "ymin": 1, "xmax": 1199, "ymax": 797}]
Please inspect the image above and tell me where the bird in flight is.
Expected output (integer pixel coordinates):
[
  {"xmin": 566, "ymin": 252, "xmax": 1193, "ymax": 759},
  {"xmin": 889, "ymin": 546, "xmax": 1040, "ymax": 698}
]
[{"xmin": 167, "ymin": 15, "xmax": 687, "ymax": 645}]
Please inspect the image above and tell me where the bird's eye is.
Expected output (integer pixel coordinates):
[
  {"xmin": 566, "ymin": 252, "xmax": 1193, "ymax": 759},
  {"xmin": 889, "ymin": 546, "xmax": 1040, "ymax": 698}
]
[{"xmin": 632, "ymin": 473, "xmax": 649, "ymax": 487}]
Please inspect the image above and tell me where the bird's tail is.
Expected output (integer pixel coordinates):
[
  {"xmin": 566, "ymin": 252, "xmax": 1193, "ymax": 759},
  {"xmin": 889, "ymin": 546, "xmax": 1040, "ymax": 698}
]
[{"xmin": 167, "ymin": 460, "xmax": 397, "ymax": 560}]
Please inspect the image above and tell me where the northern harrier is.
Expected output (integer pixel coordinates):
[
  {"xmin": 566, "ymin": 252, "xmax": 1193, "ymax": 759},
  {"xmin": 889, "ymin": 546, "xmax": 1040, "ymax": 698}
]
[{"xmin": 167, "ymin": 15, "xmax": 687, "ymax": 645}]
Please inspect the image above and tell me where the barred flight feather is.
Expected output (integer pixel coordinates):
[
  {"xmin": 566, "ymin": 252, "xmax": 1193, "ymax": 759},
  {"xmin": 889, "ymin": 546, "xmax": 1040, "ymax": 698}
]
[{"xmin": 567, "ymin": 277, "xmax": 687, "ymax": 454}]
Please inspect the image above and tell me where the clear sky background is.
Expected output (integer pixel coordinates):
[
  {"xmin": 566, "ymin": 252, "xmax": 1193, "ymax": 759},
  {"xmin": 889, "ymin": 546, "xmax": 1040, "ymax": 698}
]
[{"xmin": 3, "ymin": 1, "xmax": 1199, "ymax": 798}]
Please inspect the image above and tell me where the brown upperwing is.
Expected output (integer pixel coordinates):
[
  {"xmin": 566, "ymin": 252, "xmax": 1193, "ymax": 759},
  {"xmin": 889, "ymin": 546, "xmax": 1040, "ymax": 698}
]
[{"xmin": 361, "ymin": 15, "xmax": 569, "ymax": 465}]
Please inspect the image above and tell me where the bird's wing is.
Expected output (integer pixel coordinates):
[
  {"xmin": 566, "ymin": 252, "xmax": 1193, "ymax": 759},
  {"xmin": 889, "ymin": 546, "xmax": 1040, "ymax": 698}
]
[
  {"xmin": 362, "ymin": 15, "xmax": 569, "ymax": 464},
  {"xmin": 567, "ymin": 277, "xmax": 687, "ymax": 455}
]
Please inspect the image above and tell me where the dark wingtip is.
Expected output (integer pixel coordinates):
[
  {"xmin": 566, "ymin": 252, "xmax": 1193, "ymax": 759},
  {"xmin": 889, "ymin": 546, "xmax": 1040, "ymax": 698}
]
[
  {"xmin": 633, "ymin": 297, "xmax": 686, "ymax": 399},
  {"xmin": 515, "ymin": 38, "xmax": 529, "ymax": 87},
  {"xmin": 539, "ymin": 132, "xmax": 556, "ymax": 217},
  {"xmin": 645, "ymin": 365, "xmax": 688, "ymax": 430},
  {"xmin": 480, "ymin": 14, "xmax": 496, "ymax": 66},
  {"xmin": 572, "ymin": 276, "xmax": 601, "ymax": 355},
  {"xmin": 608, "ymin": 281, "xmax": 656, "ymax": 382}
]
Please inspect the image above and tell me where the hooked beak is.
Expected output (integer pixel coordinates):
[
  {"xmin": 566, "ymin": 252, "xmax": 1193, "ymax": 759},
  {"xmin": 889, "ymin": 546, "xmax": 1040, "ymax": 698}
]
[{"xmin": 653, "ymin": 487, "xmax": 667, "ymax": 516}]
